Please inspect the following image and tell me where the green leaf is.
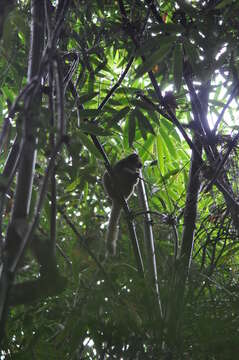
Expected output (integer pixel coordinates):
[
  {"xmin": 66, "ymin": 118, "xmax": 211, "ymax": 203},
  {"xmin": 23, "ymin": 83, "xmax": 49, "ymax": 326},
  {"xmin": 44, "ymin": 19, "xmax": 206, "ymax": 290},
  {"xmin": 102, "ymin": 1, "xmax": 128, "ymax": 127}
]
[
  {"xmin": 2, "ymin": 87, "xmax": 15, "ymax": 103},
  {"xmin": 131, "ymin": 99, "xmax": 155, "ymax": 111},
  {"xmin": 128, "ymin": 110, "xmax": 136, "ymax": 147},
  {"xmin": 66, "ymin": 178, "xmax": 81, "ymax": 192},
  {"xmin": 156, "ymin": 135, "xmax": 165, "ymax": 174},
  {"xmin": 136, "ymin": 35, "xmax": 177, "ymax": 55},
  {"xmin": 217, "ymin": 244, "xmax": 239, "ymax": 264},
  {"xmin": 135, "ymin": 109, "xmax": 155, "ymax": 135},
  {"xmin": 43, "ymin": 199, "xmax": 51, "ymax": 229},
  {"xmin": 183, "ymin": 40, "xmax": 199, "ymax": 72},
  {"xmin": 139, "ymin": 134, "xmax": 154, "ymax": 159},
  {"xmin": 159, "ymin": 125, "xmax": 176, "ymax": 158},
  {"xmin": 161, "ymin": 168, "xmax": 181, "ymax": 181},
  {"xmin": 123, "ymin": 116, "xmax": 130, "ymax": 150},
  {"xmin": 108, "ymin": 98, "xmax": 122, "ymax": 106},
  {"xmin": 173, "ymin": 43, "xmax": 183, "ymax": 92},
  {"xmin": 161, "ymin": 118, "xmax": 181, "ymax": 142},
  {"xmin": 83, "ymin": 181, "xmax": 89, "ymax": 202},
  {"xmin": 149, "ymin": 111, "xmax": 160, "ymax": 126},
  {"xmin": 29, "ymin": 188, "xmax": 37, "ymax": 219},
  {"xmin": 111, "ymin": 106, "xmax": 130, "ymax": 123},
  {"xmin": 135, "ymin": 43, "xmax": 173, "ymax": 79},
  {"xmin": 77, "ymin": 132, "xmax": 102, "ymax": 158},
  {"xmin": 78, "ymin": 109, "xmax": 99, "ymax": 118},
  {"xmin": 78, "ymin": 92, "xmax": 99, "ymax": 103},
  {"xmin": 137, "ymin": 115, "xmax": 147, "ymax": 139},
  {"xmin": 80, "ymin": 122, "xmax": 111, "ymax": 136}
]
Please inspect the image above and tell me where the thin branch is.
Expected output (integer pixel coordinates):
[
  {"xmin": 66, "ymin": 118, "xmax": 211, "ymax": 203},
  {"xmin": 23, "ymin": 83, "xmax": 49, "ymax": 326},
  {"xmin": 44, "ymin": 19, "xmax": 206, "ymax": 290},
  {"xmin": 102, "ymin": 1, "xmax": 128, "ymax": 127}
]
[
  {"xmin": 95, "ymin": 55, "xmax": 135, "ymax": 120},
  {"xmin": 54, "ymin": 55, "xmax": 65, "ymax": 136},
  {"xmin": 204, "ymin": 130, "xmax": 239, "ymax": 193},
  {"xmin": 63, "ymin": 57, "xmax": 79, "ymax": 94},
  {"xmin": 56, "ymin": 243, "xmax": 72, "ymax": 271},
  {"xmin": 212, "ymin": 82, "xmax": 239, "ymax": 135},
  {"xmin": 0, "ymin": 137, "xmax": 25, "ymax": 235},
  {"xmin": 10, "ymin": 137, "xmax": 66, "ymax": 273},
  {"xmin": 137, "ymin": 170, "xmax": 163, "ymax": 317}
]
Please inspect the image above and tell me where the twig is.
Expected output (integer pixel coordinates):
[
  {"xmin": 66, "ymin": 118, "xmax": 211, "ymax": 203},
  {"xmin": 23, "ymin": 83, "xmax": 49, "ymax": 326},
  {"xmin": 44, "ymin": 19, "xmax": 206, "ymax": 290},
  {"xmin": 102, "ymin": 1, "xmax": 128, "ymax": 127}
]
[
  {"xmin": 212, "ymin": 82, "xmax": 239, "ymax": 135},
  {"xmin": 94, "ymin": 55, "xmax": 135, "ymax": 120},
  {"xmin": 56, "ymin": 243, "xmax": 72, "ymax": 271}
]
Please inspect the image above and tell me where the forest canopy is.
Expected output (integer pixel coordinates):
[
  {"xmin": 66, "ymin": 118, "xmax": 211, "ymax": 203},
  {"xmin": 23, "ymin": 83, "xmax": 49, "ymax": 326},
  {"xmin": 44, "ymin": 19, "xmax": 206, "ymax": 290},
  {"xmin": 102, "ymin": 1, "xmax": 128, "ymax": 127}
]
[{"xmin": 1, "ymin": 0, "xmax": 239, "ymax": 359}]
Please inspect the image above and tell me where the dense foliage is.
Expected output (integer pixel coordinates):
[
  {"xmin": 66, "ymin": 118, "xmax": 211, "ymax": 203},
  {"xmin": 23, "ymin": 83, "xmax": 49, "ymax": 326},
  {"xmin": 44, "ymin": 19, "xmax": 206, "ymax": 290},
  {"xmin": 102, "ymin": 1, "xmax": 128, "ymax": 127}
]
[{"xmin": 1, "ymin": 0, "xmax": 239, "ymax": 359}]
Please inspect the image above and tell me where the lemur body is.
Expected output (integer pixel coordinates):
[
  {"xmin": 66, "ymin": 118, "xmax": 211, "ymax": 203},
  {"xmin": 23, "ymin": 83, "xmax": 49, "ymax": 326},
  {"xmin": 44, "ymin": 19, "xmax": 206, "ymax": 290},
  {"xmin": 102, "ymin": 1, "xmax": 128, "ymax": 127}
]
[{"xmin": 103, "ymin": 153, "xmax": 142, "ymax": 255}]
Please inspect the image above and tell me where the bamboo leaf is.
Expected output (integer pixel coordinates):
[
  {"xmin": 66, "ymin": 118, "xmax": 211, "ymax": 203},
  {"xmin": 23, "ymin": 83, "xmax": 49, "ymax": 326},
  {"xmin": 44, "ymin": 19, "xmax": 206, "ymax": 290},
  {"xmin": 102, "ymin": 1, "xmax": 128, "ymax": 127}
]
[
  {"xmin": 78, "ymin": 132, "xmax": 102, "ymax": 158},
  {"xmin": 136, "ymin": 35, "xmax": 177, "ymax": 55},
  {"xmin": 137, "ymin": 115, "xmax": 147, "ymax": 139},
  {"xmin": 78, "ymin": 109, "xmax": 99, "ymax": 118},
  {"xmin": 156, "ymin": 135, "xmax": 165, "ymax": 174},
  {"xmin": 128, "ymin": 110, "xmax": 136, "ymax": 147},
  {"xmin": 112, "ymin": 106, "xmax": 130, "ymax": 122},
  {"xmin": 183, "ymin": 40, "xmax": 199, "ymax": 72},
  {"xmin": 80, "ymin": 122, "xmax": 111, "ymax": 136},
  {"xmin": 136, "ymin": 109, "xmax": 155, "ymax": 135},
  {"xmin": 78, "ymin": 92, "xmax": 99, "ymax": 103},
  {"xmin": 159, "ymin": 125, "xmax": 177, "ymax": 158},
  {"xmin": 139, "ymin": 134, "xmax": 154, "ymax": 159},
  {"xmin": 135, "ymin": 43, "xmax": 173, "ymax": 78},
  {"xmin": 173, "ymin": 43, "xmax": 183, "ymax": 92},
  {"xmin": 161, "ymin": 168, "xmax": 181, "ymax": 181},
  {"xmin": 131, "ymin": 99, "xmax": 155, "ymax": 111}
]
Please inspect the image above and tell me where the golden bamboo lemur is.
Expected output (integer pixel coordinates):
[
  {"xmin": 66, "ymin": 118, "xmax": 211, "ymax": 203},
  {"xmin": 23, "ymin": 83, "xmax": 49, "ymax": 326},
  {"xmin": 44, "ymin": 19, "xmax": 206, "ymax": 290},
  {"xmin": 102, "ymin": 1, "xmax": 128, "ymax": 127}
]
[{"xmin": 103, "ymin": 153, "xmax": 142, "ymax": 255}]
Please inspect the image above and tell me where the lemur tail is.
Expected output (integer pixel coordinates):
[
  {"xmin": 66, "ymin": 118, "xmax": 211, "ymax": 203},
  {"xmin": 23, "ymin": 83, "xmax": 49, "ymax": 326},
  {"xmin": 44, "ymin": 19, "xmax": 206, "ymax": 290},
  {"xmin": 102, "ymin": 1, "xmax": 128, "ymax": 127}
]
[{"xmin": 106, "ymin": 200, "xmax": 122, "ymax": 256}]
